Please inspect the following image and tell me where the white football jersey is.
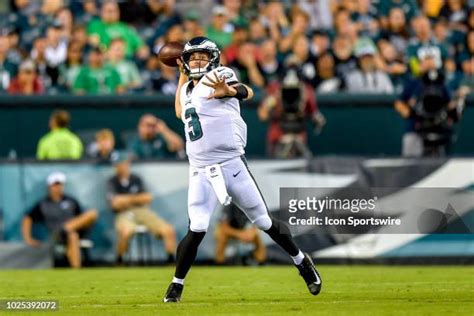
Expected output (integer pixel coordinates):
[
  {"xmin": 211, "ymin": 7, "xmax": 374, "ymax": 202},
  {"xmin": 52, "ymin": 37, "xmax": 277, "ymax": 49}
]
[{"xmin": 180, "ymin": 66, "xmax": 247, "ymax": 167}]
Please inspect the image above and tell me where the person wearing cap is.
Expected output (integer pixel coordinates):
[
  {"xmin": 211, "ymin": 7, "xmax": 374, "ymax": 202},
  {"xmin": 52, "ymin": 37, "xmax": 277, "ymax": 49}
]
[
  {"xmin": 107, "ymin": 153, "xmax": 176, "ymax": 264},
  {"xmin": 36, "ymin": 109, "xmax": 83, "ymax": 160},
  {"xmin": 345, "ymin": 39, "xmax": 394, "ymax": 93},
  {"xmin": 205, "ymin": 5, "xmax": 233, "ymax": 49},
  {"xmin": 21, "ymin": 172, "xmax": 98, "ymax": 268},
  {"xmin": 7, "ymin": 59, "xmax": 44, "ymax": 95}
]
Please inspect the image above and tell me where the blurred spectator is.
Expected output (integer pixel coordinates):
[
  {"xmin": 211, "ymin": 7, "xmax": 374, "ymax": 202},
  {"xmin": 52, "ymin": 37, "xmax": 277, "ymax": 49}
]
[
  {"xmin": 36, "ymin": 109, "xmax": 83, "ymax": 160},
  {"xmin": 351, "ymin": 0, "xmax": 379, "ymax": 38},
  {"xmin": 146, "ymin": 0, "xmax": 182, "ymax": 45},
  {"xmin": 118, "ymin": 0, "xmax": 159, "ymax": 26},
  {"xmin": 182, "ymin": 10, "xmax": 205, "ymax": 41},
  {"xmin": 58, "ymin": 41, "xmax": 83, "ymax": 92},
  {"xmin": 106, "ymin": 38, "xmax": 142, "ymax": 91},
  {"xmin": 128, "ymin": 114, "xmax": 183, "ymax": 160},
  {"xmin": 229, "ymin": 42, "xmax": 264, "ymax": 89},
  {"xmin": 332, "ymin": 35, "xmax": 357, "ymax": 81},
  {"xmin": 141, "ymin": 55, "xmax": 161, "ymax": 93},
  {"xmin": 378, "ymin": 0, "xmax": 419, "ymax": 28},
  {"xmin": 30, "ymin": 36, "xmax": 57, "ymax": 91},
  {"xmin": 0, "ymin": 30, "xmax": 18, "ymax": 92},
  {"xmin": 257, "ymin": 39, "xmax": 283, "ymax": 86},
  {"xmin": 379, "ymin": 7, "xmax": 410, "ymax": 57},
  {"xmin": 15, "ymin": 0, "xmax": 63, "ymax": 50},
  {"xmin": 458, "ymin": 30, "xmax": 474, "ymax": 89},
  {"xmin": 152, "ymin": 60, "xmax": 178, "ymax": 95},
  {"xmin": 87, "ymin": 0, "xmax": 149, "ymax": 59},
  {"xmin": 310, "ymin": 31, "xmax": 330, "ymax": 57},
  {"xmin": 313, "ymin": 52, "xmax": 342, "ymax": 93},
  {"xmin": 73, "ymin": 47, "xmax": 124, "ymax": 95},
  {"xmin": 439, "ymin": 0, "xmax": 469, "ymax": 32},
  {"xmin": 377, "ymin": 39, "xmax": 408, "ymax": 92},
  {"xmin": 151, "ymin": 23, "xmax": 185, "ymax": 57},
  {"xmin": 223, "ymin": 0, "xmax": 246, "ymax": 26},
  {"xmin": 22, "ymin": 171, "xmax": 98, "ymax": 268},
  {"xmin": 248, "ymin": 18, "xmax": 268, "ymax": 45},
  {"xmin": 284, "ymin": 35, "xmax": 317, "ymax": 85},
  {"xmin": 407, "ymin": 15, "xmax": 450, "ymax": 77},
  {"xmin": 214, "ymin": 203, "xmax": 266, "ymax": 265},
  {"xmin": 71, "ymin": 25, "xmax": 90, "ymax": 53},
  {"xmin": 279, "ymin": 9, "xmax": 310, "ymax": 53},
  {"xmin": 222, "ymin": 24, "xmax": 248, "ymax": 65},
  {"xmin": 8, "ymin": 59, "xmax": 43, "ymax": 95},
  {"xmin": 260, "ymin": 1, "xmax": 288, "ymax": 43},
  {"xmin": 45, "ymin": 22, "xmax": 67, "ymax": 68},
  {"xmin": 72, "ymin": 0, "xmax": 99, "ymax": 26},
  {"xmin": 89, "ymin": 128, "xmax": 119, "ymax": 164},
  {"xmin": 55, "ymin": 7, "xmax": 74, "ymax": 42},
  {"xmin": 107, "ymin": 153, "xmax": 176, "ymax": 264},
  {"xmin": 346, "ymin": 41, "xmax": 394, "ymax": 93},
  {"xmin": 333, "ymin": 9, "xmax": 351, "ymax": 37},
  {"xmin": 296, "ymin": 0, "xmax": 333, "ymax": 31},
  {"xmin": 6, "ymin": 28, "xmax": 24, "ymax": 66},
  {"xmin": 206, "ymin": 5, "xmax": 233, "ymax": 49}
]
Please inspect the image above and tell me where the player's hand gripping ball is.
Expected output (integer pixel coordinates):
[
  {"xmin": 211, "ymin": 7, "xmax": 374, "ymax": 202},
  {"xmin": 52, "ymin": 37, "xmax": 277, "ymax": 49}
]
[{"xmin": 158, "ymin": 42, "xmax": 184, "ymax": 67}]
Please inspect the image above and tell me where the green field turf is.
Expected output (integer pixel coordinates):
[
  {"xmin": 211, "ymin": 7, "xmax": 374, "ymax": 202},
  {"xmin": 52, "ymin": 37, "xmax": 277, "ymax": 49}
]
[{"xmin": 0, "ymin": 266, "xmax": 473, "ymax": 315}]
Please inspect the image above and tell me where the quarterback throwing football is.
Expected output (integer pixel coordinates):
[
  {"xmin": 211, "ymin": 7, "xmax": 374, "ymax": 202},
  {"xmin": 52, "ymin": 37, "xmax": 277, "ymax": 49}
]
[{"xmin": 163, "ymin": 37, "xmax": 322, "ymax": 302}]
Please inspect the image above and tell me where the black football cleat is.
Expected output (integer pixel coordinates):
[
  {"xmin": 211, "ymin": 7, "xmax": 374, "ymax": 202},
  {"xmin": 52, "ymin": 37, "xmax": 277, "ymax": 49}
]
[
  {"xmin": 163, "ymin": 283, "xmax": 183, "ymax": 303},
  {"xmin": 296, "ymin": 253, "xmax": 322, "ymax": 295}
]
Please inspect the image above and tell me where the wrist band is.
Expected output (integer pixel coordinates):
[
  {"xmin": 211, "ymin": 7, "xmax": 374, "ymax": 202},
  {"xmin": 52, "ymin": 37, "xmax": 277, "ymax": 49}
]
[{"xmin": 234, "ymin": 84, "xmax": 248, "ymax": 100}]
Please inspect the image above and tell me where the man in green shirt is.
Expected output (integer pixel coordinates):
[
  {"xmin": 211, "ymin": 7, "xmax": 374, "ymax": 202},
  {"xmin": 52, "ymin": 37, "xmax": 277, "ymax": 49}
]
[
  {"xmin": 128, "ymin": 114, "xmax": 184, "ymax": 160},
  {"xmin": 205, "ymin": 6, "xmax": 233, "ymax": 49},
  {"xmin": 106, "ymin": 38, "xmax": 142, "ymax": 91},
  {"xmin": 87, "ymin": 0, "xmax": 149, "ymax": 59},
  {"xmin": 37, "ymin": 110, "xmax": 83, "ymax": 160},
  {"xmin": 73, "ymin": 47, "xmax": 124, "ymax": 94}
]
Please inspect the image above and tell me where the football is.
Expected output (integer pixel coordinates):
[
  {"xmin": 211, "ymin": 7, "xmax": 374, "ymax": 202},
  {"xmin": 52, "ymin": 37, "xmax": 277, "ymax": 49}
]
[{"xmin": 158, "ymin": 42, "xmax": 184, "ymax": 67}]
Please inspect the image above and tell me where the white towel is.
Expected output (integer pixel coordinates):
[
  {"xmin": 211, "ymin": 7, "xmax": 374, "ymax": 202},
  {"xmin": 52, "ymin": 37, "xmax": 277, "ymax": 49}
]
[{"xmin": 205, "ymin": 164, "xmax": 232, "ymax": 206}]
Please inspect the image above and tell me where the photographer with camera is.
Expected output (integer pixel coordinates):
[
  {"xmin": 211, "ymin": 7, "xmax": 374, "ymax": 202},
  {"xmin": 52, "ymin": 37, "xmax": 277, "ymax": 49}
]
[
  {"xmin": 394, "ymin": 70, "xmax": 467, "ymax": 157},
  {"xmin": 258, "ymin": 66, "xmax": 325, "ymax": 159}
]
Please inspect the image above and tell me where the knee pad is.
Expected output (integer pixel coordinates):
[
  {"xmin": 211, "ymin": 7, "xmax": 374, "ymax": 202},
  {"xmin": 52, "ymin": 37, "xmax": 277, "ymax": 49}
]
[
  {"xmin": 189, "ymin": 219, "xmax": 209, "ymax": 233},
  {"xmin": 253, "ymin": 214, "xmax": 272, "ymax": 231}
]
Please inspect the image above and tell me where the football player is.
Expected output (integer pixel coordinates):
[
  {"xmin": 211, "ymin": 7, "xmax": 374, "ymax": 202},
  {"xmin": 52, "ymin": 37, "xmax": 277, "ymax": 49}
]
[{"xmin": 164, "ymin": 37, "xmax": 322, "ymax": 302}]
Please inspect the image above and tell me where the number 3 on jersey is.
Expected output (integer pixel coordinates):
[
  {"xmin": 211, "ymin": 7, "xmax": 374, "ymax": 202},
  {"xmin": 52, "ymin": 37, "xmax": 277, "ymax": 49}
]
[{"xmin": 185, "ymin": 107, "xmax": 203, "ymax": 141}]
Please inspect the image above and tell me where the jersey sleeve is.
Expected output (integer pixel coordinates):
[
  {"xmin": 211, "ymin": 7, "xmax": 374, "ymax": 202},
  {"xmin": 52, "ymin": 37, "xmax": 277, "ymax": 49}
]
[
  {"xmin": 134, "ymin": 175, "xmax": 146, "ymax": 193},
  {"xmin": 27, "ymin": 202, "xmax": 44, "ymax": 222},
  {"xmin": 216, "ymin": 67, "xmax": 240, "ymax": 86},
  {"xmin": 70, "ymin": 198, "xmax": 83, "ymax": 216}
]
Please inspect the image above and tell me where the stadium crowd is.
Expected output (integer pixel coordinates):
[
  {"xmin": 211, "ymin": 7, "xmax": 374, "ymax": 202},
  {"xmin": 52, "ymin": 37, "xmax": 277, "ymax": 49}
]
[
  {"xmin": 0, "ymin": 0, "xmax": 472, "ymax": 159},
  {"xmin": 0, "ymin": 0, "xmax": 472, "ymax": 96}
]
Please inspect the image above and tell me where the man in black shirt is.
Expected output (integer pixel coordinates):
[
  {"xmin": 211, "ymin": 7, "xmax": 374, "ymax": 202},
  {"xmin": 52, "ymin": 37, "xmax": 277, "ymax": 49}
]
[
  {"xmin": 214, "ymin": 203, "xmax": 266, "ymax": 265},
  {"xmin": 22, "ymin": 172, "xmax": 98, "ymax": 268},
  {"xmin": 107, "ymin": 153, "xmax": 176, "ymax": 263}
]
